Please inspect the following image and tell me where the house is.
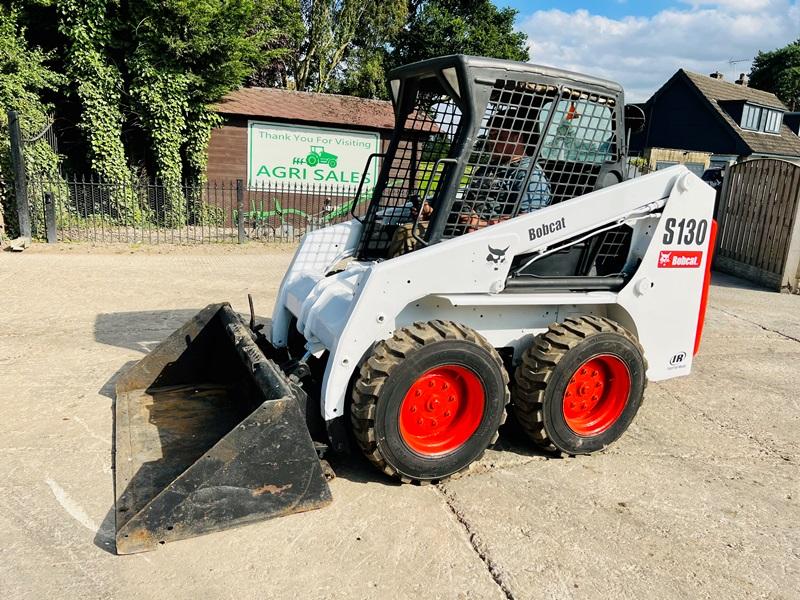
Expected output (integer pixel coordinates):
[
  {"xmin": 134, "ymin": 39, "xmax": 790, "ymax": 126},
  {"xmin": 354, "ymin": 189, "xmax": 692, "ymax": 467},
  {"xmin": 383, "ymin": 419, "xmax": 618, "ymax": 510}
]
[{"xmin": 630, "ymin": 70, "xmax": 800, "ymax": 171}]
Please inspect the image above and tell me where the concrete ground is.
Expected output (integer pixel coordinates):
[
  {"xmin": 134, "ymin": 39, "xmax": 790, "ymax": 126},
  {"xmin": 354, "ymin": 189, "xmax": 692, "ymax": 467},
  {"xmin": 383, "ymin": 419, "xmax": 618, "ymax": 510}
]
[{"xmin": 1, "ymin": 245, "xmax": 798, "ymax": 600}]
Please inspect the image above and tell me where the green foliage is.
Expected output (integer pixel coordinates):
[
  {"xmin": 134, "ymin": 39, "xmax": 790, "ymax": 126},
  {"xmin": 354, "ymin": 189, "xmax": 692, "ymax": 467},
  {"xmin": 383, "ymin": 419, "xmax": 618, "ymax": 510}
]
[
  {"xmin": 27, "ymin": 0, "xmax": 289, "ymax": 226},
  {"xmin": 750, "ymin": 39, "xmax": 800, "ymax": 111},
  {"xmin": 0, "ymin": 4, "xmax": 65, "ymax": 238},
  {"xmin": 123, "ymin": 0, "xmax": 272, "ymax": 224},
  {"xmin": 294, "ymin": 0, "xmax": 406, "ymax": 93},
  {"xmin": 334, "ymin": 0, "xmax": 530, "ymax": 99},
  {"xmin": 57, "ymin": 0, "xmax": 141, "ymax": 221},
  {"xmin": 246, "ymin": 0, "xmax": 305, "ymax": 88},
  {"xmin": 391, "ymin": 0, "xmax": 529, "ymax": 69},
  {"xmin": 2, "ymin": 0, "xmax": 533, "ymax": 237},
  {"xmin": 189, "ymin": 200, "xmax": 225, "ymax": 227}
]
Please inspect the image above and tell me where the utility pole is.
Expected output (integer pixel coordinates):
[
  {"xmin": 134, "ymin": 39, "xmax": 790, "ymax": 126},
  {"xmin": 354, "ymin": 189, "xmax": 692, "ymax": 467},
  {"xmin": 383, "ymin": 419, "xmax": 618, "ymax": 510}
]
[{"xmin": 7, "ymin": 110, "xmax": 31, "ymax": 240}]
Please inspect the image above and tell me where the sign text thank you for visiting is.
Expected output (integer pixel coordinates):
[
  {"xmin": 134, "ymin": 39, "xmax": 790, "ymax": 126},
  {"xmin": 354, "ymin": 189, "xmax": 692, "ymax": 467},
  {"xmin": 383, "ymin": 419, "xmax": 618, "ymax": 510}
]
[{"xmin": 248, "ymin": 121, "xmax": 380, "ymax": 194}]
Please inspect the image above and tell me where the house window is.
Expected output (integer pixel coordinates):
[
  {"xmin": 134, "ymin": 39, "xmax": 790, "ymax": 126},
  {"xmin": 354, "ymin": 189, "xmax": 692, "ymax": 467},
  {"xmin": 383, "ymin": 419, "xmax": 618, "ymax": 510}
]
[
  {"xmin": 763, "ymin": 109, "xmax": 782, "ymax": 133},
  {"xmin": 741, "ymin": 104, "xmax": 783, "ymax": 134}
]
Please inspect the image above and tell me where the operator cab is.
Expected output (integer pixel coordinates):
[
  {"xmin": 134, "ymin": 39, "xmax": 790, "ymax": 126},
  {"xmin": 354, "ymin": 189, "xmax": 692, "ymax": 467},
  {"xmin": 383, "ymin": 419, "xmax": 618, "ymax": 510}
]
[{"xmin": 352, "ymin": 55, "xmax": 641, "ymax": 288}]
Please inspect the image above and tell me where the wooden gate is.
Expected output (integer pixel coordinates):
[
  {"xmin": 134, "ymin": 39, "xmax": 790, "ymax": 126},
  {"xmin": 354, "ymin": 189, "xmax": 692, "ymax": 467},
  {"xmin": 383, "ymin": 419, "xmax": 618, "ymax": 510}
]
[{"xmin": 715, "ymin": 159, "xmax": 800, "ymax": 291}]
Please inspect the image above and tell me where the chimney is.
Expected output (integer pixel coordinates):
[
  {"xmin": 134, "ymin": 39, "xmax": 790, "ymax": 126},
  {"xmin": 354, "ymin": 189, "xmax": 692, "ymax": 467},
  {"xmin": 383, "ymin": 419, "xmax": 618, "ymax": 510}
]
[
  {"xmin": 735, "ymin": 73, "xmax": 749, "ymax": 87},
  {"xmin": 709, "ymin": 71, "xmax": 724, "ymax": 80}
]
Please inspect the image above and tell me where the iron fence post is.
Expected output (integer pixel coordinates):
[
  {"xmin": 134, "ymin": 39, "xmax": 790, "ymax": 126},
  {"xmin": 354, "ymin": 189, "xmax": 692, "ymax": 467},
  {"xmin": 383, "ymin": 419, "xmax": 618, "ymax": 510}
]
[
  {"xmin": 44, "ymin": 191, "xmax": 56, "ymax": 243},
  {"xmin": 236, "ymin": 179, "xmax": 245, "ymax": 244},
  {"xmin": 8, "ymin": 110, "xmax": 31, "ymax": 239}
]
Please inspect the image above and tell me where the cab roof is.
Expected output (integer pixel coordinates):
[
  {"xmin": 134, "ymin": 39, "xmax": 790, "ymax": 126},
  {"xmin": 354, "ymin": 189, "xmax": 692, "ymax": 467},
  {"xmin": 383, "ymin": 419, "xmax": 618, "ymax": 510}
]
[{"xmin": 388, "ymin": 55, "xmax": 624, "ymax": 96}]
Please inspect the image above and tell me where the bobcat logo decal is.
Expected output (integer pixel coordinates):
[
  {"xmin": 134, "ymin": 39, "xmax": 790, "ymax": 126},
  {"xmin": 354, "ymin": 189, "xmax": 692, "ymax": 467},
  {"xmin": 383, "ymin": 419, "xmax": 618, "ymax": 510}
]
[{"xmin": 486, "ymin": 245, "xmax": 509, "ymax": 270}]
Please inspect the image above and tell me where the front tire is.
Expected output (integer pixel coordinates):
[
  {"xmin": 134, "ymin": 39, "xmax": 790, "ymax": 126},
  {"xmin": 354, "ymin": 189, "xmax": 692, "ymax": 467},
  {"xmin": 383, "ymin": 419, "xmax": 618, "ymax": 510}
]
[
  {"xmin": 513, "ymin": 316, "xmax": 647, "ymax": 455},
  {"xmin": 351, "ymin": 321, "xmax": 509, "ymax": 483}
]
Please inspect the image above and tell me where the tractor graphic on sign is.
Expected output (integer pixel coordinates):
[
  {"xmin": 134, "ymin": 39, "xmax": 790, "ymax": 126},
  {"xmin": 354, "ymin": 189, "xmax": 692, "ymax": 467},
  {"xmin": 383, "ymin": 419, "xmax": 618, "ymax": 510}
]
[{"xmin": 306, "ymin": 146, "xmax": 338, "ymax": 168}]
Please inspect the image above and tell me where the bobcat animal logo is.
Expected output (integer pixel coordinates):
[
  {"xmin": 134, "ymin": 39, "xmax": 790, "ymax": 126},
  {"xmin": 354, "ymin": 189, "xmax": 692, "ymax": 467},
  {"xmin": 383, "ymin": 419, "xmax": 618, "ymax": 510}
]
[
  {"xmin": 659, "ymin": 251, "xmax": 672, "ymax": 267},
  {"xmin": 486, "ymin": 245, "xmax": 510, "ymax": 268}
]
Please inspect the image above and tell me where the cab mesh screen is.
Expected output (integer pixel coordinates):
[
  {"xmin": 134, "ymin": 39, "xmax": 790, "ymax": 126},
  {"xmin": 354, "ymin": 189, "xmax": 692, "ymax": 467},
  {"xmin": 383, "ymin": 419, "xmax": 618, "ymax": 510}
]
[
  {"xmin": 443, "ymin": 79, "xmax": 619, "ymax": 239},
  {"xmin": 356, "ymin": 82, "xmax": 463, "ymax": 259}
]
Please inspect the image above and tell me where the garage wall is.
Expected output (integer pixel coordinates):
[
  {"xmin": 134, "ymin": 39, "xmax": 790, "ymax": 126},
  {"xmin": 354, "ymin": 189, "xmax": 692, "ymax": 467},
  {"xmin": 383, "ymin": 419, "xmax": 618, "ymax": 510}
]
[{"xmin": 207, "ymin": 116, "xmax": 249, "ymax": 183}]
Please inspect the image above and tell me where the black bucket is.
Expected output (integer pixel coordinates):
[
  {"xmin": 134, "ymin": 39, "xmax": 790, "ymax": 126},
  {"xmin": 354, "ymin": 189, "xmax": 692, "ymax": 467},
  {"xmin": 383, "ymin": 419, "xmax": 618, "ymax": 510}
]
[{"xmin": 113, "ymin": 303, "xmax": 332, "ymax": 554}]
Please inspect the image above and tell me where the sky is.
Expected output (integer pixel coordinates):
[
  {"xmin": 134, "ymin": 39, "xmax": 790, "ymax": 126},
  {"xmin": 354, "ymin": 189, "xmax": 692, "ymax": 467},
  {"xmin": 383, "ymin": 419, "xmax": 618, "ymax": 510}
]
[{"xmin": 497, "ymin": 0, "xmax": 800, "ymax": 102}]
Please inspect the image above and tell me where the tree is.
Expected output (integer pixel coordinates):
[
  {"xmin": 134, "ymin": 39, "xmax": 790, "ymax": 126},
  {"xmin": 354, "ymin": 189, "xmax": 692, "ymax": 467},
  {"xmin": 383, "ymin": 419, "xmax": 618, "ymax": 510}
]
[
  {"xmin": 389, "ymin": 0, "xmax": 529, "ymax": 73},
  {"xmin": 336, "ymin": 0, "xmax": 530, "ymax": 99},
  {"xmin": 750, "ymin": 39, "xmax": 800, "ymax": 111},
  {"xmin": 293, "ymin": 0, "xmax": 407, "ymax": 93},
  {"xmin": 57, "ymin": 0, "xmax": 137, "ymax": 218},
  {"xmin": 246, "ymin": 0, "xmax": 305, "ymax": 88},
  {"xmin": 124, "ymin": 0, "xmax": 275, "ymax": 223},
  {"xmin": 7, "ymin": 0, "xmax": 294, "ymax": 224}
]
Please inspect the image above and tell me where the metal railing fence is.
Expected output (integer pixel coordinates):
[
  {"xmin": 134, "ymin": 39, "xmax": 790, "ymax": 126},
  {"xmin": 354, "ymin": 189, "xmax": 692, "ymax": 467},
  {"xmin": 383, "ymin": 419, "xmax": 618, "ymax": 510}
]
[{"xmin": 26, "ymin": 174, "xmax": 371, "ymax": 244}]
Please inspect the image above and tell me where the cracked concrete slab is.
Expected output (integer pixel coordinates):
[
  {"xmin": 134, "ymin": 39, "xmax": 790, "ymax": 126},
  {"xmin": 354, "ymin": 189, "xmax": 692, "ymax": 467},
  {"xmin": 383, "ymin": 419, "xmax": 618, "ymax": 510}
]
[
  {"xmin": 0, "ymin": 248, "xmax": 503, "ymax": 600},
  {"xmin": 1, "ymin": 247, "xmax": 798, "ymax": 599},
  {"xmin": 441, "ymin": 275, "xmax": 800, "ymax": 600}
]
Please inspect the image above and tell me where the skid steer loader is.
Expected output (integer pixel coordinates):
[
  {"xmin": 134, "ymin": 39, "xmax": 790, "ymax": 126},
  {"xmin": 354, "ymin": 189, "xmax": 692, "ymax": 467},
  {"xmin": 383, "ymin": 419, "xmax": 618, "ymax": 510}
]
[{"xmin": 113, "ymin": 55, "xmax": 716, "ymax": 553}]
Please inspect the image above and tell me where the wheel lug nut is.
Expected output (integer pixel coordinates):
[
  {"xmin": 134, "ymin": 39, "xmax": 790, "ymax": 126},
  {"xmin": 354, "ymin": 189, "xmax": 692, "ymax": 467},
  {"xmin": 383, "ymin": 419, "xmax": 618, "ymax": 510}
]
[
  {"xmin": 410, "ymin": 406, "xmax": 416, "ymax": 413},
  {"xmin": 444, "ymin": 411, "xmax": 451, "ymax": 417},
  {"xmin": 580, "ymin": 369, "xmax": 586, "ymax": 375},
  {"xmin": 448, "ymin": 395, "xmax": 455, "ymax": 402},
  {"xmin": 592, "ymin": 370, "xmax": 598, "ymax": 377},
  {"xmin": 592, "ymin": 395, "xmax": 598, "ymax": 401},
  {"xmin": 566, "ymin": 391, "xmax": 571, "ymax": 397},
  {"xmin": 431, "ymin": 419, "xmax": 438, "ymax": 427},
  {"xmin": 415, "ymin": 390, "xmax": 422, "ymax": 397},
  {"xmin": 442, "ymin": 383, "xmax": 449, "ymax": 390},
  {"xmin": 417, "ymin": 418, "xmax": 423, "ymax": 425}
]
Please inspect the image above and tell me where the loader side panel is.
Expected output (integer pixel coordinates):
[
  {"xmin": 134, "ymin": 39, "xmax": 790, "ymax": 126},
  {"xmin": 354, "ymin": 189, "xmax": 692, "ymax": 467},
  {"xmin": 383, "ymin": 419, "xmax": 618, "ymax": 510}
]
[{"xmin": 616, "ymin": 176, "xmax": 716, "ymax": 380}]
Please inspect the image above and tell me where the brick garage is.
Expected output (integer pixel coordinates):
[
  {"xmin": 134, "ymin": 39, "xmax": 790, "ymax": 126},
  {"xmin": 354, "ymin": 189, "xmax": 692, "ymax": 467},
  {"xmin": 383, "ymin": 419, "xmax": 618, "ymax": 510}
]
[{"xmin": 207, "ymin": 87, "xmax": 396, "ymax": 183}]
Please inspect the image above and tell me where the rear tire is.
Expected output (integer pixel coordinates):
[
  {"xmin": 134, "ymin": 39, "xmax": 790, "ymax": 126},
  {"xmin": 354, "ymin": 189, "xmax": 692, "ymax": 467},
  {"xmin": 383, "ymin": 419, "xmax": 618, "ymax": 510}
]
[
  {"xmin": 513, "ymin": 315, "xmax": 647, "ymax": 455},
  {"xmin": 351, "ymin": 321, "xmax": 509, "ymax": 483}
]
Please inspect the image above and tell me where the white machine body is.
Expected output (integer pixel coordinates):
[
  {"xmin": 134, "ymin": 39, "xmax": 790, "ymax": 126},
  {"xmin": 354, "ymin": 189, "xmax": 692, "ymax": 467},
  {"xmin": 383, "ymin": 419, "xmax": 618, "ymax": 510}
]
[{"xmin": 270, "ymin": 166, "xmax": 715, "ymax": 422}]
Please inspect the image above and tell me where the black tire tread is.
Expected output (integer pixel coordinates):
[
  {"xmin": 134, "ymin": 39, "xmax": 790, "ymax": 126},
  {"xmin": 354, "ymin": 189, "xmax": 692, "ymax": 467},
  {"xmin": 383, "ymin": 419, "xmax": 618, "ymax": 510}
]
[
  {"xmin": 351, "ymin": 320, "xmax": 510, "ymax": 483},
  {"xmin": 513, "ymin": 316, "xmax": 647, "ymax": 454}
]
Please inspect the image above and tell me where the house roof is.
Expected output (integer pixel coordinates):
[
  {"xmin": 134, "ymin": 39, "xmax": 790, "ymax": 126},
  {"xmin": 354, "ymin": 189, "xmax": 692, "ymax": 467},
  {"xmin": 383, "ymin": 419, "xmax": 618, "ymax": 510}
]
[
  {"xmin": 215, "ymin": 87, "xmax": 397, "ymax": 131},
  {"xmin": 681, "ymin": 70, "xmax": 800, "ymax": 157}
]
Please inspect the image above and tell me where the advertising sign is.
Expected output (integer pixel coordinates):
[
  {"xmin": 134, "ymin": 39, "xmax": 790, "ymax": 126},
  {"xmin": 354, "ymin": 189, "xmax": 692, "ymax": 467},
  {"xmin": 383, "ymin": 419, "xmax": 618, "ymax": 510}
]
[{"xmin": 247, "ymin": 121, "xmax": 380, "ymax": 195}]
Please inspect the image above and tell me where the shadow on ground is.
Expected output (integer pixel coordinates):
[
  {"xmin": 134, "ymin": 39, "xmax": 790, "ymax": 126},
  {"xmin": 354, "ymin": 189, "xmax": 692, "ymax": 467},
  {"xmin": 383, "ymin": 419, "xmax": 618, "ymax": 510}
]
[
  {"xmin": 710, "ymin": 270, "xmax": 771, "ymax": 291},
  {"xmin": 95, "ymin": 309, "xmax": 205, "ymax": 354},
  {"xmin": 94, "ymin": 308, "xmax": 272, "ymax": 355}
]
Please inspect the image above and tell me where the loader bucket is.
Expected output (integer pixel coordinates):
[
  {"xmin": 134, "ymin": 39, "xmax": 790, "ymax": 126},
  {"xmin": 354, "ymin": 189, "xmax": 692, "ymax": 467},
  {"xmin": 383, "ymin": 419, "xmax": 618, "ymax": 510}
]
[{"xmin": 113, "ymin": 303, "xmax": 332, "ymax": 554}]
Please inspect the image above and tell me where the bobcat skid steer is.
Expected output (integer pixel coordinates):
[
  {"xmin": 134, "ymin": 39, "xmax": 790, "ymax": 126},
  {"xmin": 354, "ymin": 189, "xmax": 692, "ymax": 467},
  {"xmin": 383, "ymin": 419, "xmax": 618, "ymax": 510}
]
[{"xmin": 113, "ymin": 55, "xmax": 716, "ymax": 553}]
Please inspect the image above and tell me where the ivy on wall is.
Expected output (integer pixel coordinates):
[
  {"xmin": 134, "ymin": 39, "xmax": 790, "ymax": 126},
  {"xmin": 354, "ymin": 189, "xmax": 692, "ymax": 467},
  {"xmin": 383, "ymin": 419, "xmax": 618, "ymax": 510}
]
[
  {"xmin": 0, "ymin": 5, "xmax": 65, "ymax": 238},
  {"xmin": 57, "ymin": 0, "xmax": 141, "ymax": 222},
  {"xmin": 1, "ymin": 1, "xmax": 283, "ymax": 229}
]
